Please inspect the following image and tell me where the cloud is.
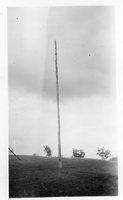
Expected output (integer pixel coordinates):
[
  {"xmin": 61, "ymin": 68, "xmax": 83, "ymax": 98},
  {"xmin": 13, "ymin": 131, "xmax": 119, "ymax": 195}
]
[
  {"xmin": 8, "ymin": 7, "xmax": 117, "ymax": 157},
  {"xmin": 8, "ymin": 6, "xmax": 115, "ymax": 100}
]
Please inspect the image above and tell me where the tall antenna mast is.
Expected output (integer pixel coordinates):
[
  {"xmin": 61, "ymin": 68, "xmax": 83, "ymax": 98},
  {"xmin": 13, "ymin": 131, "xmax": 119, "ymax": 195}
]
[{"xmin": 55, "ymin": 40, "xmax": 62, "ymax": 169}]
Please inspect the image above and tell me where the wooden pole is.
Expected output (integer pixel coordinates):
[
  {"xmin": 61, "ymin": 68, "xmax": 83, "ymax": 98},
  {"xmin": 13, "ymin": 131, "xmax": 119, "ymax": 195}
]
[
  {"xmin": 8, "ymin": 147, "xmax": 21, "ymax": 160},
  {"xmin": 55, "ymin": 40, "xmax": 62, "ymax": 169}
]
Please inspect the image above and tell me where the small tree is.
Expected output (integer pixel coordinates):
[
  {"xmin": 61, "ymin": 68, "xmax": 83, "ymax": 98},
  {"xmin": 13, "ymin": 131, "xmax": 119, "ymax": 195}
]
[
  {"xmin": 44, "ymin": 145, "xmax": 52, "ymax": 157},
  {"xmin": 97, "ymin": 147, "xmax": 111, "ymax": 160},
  {"xmin": 72, "ymin": 148, "xmax": 85, "ymax": 158}
]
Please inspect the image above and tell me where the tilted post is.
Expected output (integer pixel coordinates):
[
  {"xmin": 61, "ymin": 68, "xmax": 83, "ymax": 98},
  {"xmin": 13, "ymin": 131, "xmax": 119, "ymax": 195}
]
[
  {"xmin": 8, "ymin": 147, "xmax": 21, "ymax": 160},
  {"xmin": 55, "ymin": 40, "xmax": 62, "ymax": 169}
]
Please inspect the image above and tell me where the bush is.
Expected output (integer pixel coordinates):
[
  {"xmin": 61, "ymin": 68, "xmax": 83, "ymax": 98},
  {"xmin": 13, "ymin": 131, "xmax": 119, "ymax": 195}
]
[
  {"xmin": 110, "ymin": 156, "xmax": 118, "ymax": 161},
  {"xmin": 97, "ymin": 147, "xmax": 111, "ymax": 160},
  {"xmin": 44, "ymin": 145, "xmax": 52, "ymax": 157},
  {"xmin": 72, "ymin": 148, "xmax": 85, "ymax": 158},
  {"xmin": 32, "ymin": 153, "xmax": 39, "ymax": 156}
]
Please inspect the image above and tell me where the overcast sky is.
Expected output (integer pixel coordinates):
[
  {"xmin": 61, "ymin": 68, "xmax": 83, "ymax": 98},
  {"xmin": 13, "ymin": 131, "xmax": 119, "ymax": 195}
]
[{"xmin": 8, "ymin": 6, "xmax": 117, "ymax": 158}]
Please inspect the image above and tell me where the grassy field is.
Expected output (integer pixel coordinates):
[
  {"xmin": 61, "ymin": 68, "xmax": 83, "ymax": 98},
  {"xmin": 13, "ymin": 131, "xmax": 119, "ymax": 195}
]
[{"xmin": 9, "ymin": 155, "xmax": 118, "ymax": 198}]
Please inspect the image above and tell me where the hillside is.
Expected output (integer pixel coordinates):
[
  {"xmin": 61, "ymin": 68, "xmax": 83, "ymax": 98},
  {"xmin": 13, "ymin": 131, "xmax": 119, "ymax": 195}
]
[{"xmin": 9, "ymin": 155, "xmax": 118, "ymax": 197}]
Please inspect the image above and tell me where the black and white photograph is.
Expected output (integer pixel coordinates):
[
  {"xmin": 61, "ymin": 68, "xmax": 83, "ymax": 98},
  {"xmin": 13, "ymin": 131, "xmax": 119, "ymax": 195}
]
[{"xmin": 7, "ymin": 4, "xmax": 118, "ymax": 198}]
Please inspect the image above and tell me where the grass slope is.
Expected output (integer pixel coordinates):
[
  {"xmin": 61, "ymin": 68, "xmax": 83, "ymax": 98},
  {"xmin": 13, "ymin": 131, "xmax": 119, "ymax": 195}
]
[{"xmin": 9, "ymin": 155, "xmax": 118, "ymax": 197}]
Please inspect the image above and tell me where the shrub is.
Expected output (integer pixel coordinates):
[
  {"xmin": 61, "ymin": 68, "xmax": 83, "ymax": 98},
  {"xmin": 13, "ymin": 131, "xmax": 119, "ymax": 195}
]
[
  {"xmin": 97, "ymin": 147, "xmax": 111, "ymax": 160},
  {"xmin": 110, "ymin": 156, "xmax": 118, "ymax": 161},
  {"xmin": 32, "ymin": 153, "xmax": 39, "ymax": 156},
  {"xmin": 44, "ymin": 145, "xmax": 52, "ymax": 157},
  {"xmin": 72, "ymin": 148, "xmax": 85, "ymax": 158}
]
